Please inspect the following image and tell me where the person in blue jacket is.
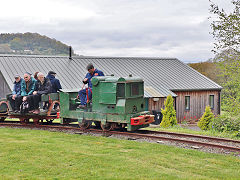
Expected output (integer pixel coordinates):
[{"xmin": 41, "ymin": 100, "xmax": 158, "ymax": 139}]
[
  {"xmin": 78, "ymin": 63, "xmax": 104, "ymax": 107},
  {"xmin": 46, "ymin": 71, "xmax": 62, "ymax": 93},
  {"xmin": 7, "ymin": 75, "xmax": 23, "ymax": 112},
  {"xmin": 15, "ymin": 72, "xmax": 37, "ymax": 112}
]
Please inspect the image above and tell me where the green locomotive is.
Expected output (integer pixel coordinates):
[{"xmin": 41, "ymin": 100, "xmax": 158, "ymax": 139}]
[
  {"xmin": 60, "ymin": 75, "xmax": 154, "ymax": 131},
  {"xmin": 0, "ymin": 75, "xmax": 154, "ymax": 131}
]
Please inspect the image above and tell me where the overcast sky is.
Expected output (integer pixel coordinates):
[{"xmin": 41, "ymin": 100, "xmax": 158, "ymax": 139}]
[{"xmin": 0, "ymin": 0, "xmax": 233, "ymax": 63}]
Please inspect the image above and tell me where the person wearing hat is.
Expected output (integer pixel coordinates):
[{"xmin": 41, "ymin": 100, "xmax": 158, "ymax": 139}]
[
  {"xmin": 7, "ymin": 74, "xmax": 23, "ymax": 112},
  {"xmin": 78, "ymin": 63, "xmax": 104, "ymax": 107},
  {"xmin": 46, "ymin": 71, "xmax": 62, "ymax": 93}
]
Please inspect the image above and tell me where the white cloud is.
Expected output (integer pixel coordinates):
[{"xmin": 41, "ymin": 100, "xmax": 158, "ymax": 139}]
[
  {"xmin": 0, "ymin": 0, "xmax": 233, "ymax": 62},
  {"xmin": 0, "ymin": 0, "xmax": 98, "ymax": 20}
]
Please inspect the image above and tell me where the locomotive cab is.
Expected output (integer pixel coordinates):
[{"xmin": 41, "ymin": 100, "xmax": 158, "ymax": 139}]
[{"xmin": 91, "ymin": 75, "xmax": 154, "ymax": 131}]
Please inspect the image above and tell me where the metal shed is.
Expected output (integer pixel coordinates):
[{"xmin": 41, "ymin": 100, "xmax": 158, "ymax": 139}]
[{"xmin": 0, "ymin": 54, "xmax": 222, "ymax": 122}]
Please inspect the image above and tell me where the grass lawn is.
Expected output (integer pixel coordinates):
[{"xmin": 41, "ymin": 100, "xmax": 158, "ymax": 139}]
[{"xmin": 0, "ymin": 128, "xmax": 239, "ymax": 179}]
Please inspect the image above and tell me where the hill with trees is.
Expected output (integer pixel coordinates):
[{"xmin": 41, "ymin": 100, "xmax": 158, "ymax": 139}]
[
  {"xmin": 0, "ymin": 32, "xmax": 70, "ymax": 55},
  {"xmin": 188, "ymin": 60, "xmax": 220, "ymax": 84}
]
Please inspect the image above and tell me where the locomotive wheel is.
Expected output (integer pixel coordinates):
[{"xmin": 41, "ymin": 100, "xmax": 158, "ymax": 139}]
[
  {"xmin": 94, "ymin": 121, "xmax": 101, "ymax": 128},
  {"xmin": 100, "ymin": 122, "xmax": 116, "ymax": 131},
  {"xmin": 118, "ymin": 124, "xmax": 127, "ymax": 131},
  {"xmin": 78, "ymin": 119, "xmax": 92, "ymax": 129}
]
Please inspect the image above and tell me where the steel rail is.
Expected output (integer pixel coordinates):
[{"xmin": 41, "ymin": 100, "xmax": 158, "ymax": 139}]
[
  {"xmin": 137, "ymin": 130, "xmax": 240, "ymax": 144},
  {"xmin": 0, "ymin": 122, "xmax": 240, "ymax": 153},
  {"xmin": 105, "ymin": 130, "xmax": 240, "ymax": 152}
]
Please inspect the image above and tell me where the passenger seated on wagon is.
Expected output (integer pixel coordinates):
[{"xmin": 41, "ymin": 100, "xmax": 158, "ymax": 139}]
[
  {"xmin": 7, "ymin": 74, "xmax": 23, "ymax": 112},
  {"xmin": 34, "ymin": 72, "xmax": 39, "ymax": 80},
  {"xmin": 46, "ymin": 71, "xmax": 62, "ymax": 93},
  {"xmin": 15, "ymin": 72, "xmax": 37, "ymax": 113},
  {"xmin": 28, "ymin": 72, "xmax": 52, "ymax": 114},
  {"xmin": 78, "ymin": 63, "xmax": 104, "ymax": 108}
]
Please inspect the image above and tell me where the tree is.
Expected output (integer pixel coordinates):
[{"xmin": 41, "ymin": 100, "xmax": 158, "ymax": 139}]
[
  {"xmin": 210, "ymin": 0, "xmax": 240, "ymax": 115},
  {"xmin": 198, "ymin": 106, "xmax": 214, "ymax": 130},
  {"xmin": 188, "ymin": 60, "xmax": 220, "ymax": 84},
  {"xmin": 10, "ymin": 37, "xmax": 25, "ymax": 51},
  {"xmin": 213, "ymin": 49, "xmax": 240, "ymax": 115},
  {"xmin": 160, "ymin": 95, "xmax": 177, "ymax": 128},
  {"xmin": 0, "ymin": 33, "xmax": 71, "ymax": 55},
  {"xmin": 0, "ymin": 44, "xmax": 12, "ymax": 53},
  {"xmin": 210, "ymin": 0, "xmax": 240, "ymax": 52}
]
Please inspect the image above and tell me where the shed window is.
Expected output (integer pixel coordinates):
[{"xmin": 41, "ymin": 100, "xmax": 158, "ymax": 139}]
[
  {"xmin": 209, "ymin": 95, "xmax": 214, "ymax": 109},
  {"xmin": 185, "ymin": 96, "xmax": 190, "ymax": 110}
]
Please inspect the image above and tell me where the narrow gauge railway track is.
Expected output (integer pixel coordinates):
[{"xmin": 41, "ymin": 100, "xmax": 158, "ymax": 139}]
[
  {"xmin": 0, "ymin": 121, "xmax": 240, "ymax": 153},
  {"xmin": 137, "ymin": 130, "xmax": 240, "ymax": 144}
]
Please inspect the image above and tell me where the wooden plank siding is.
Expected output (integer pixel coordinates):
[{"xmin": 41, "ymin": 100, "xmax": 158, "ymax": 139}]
[
  {"xmin": 146, "ymin": 90, "xmax": 221, "ymax": 123},
  {"xmin": 173, "ymin": 90, "xmax": 221, "ymax": 123},
  {"xmin": 148, "ymin": 98, "xmax": 165, "ymax": 112},
  {"xmin": 0, "ymin": 71, "xmax": 11, "ymax": 99}
]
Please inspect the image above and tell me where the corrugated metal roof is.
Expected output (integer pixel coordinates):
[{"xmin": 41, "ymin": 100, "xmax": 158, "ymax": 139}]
[
  {"xmin": 144, "ymin": 86, "xmax": 173, "ymax": 97},
  {"xmin": 0, "ymin": 54, "xmax": 222, "ymax": 98}
]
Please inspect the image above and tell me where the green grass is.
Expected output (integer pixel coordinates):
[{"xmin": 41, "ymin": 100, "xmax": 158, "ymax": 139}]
[
  {"xmin": 0, "ymin": 128, "xmax": 239, "ymax": 179},
  {"xmin": 145, "ymin": 125, "xmax": 240, "ymax": 140}
]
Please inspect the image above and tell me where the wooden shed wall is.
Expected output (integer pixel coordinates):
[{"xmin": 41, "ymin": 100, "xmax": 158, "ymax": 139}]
[
  {"xmin": 173, "ymin": 90, "xmax": 221, "ymax": 123},
  {"xmin": 146, "ymin": 90, "xmax": 221, "ymax": 123},
  {"xmin": 148, "ymin": 97, "xmax": 166, "ymax": 112},
  {"xmin": 0, "ymin": 71, "xmax": 11, "ymax": 99}
]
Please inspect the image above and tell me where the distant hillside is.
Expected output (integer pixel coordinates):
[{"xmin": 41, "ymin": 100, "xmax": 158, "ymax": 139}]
[
  {"xmin": 188, "ymin": 61, "xmax": 220, "ymax": 84},
  {"xmin": 0, "ymin": 32, "xmax": 71, "ymax": 55}
]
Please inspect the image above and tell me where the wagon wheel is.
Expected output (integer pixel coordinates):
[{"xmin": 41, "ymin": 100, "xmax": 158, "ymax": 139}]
[
  {"xmin": 0, "ymin": 101, "xmax": 9, "ymax": 114},
  {"xmin": 46, "ymin": 119, "xmax": 53, "ymax": 124},
  {"xmin": 94, "ymin": 121, "xmax": 101, "ymax": 128},
  {"xmin": 78, "ymin": 119, "xmax": 92, "ymax": 129},
  {"xmin": 100, "ymin": 122, "xmax": 116, "ymax": 131},
  {"xmin": 19, "ymin": 118, "xmax": 29, "ymax": 124},
  {"xmin": 19, "ymin": 118, "xmax": 25, "ymax": 124},
  {"xmin": 32, "ymin": 118, "xmax": 40, "ymax": 125},
  {"xmin": 0, "ymin": 117, "xmax": 6, "ymax": 122}
]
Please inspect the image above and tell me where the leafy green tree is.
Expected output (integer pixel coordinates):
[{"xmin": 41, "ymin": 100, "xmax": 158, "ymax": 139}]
[
  {"xmin": 160, "ymin": 95, "xmax": 177, "ymax": 128},
  {"xmin": 210, "ymin": 0, "xmax": 240, "ymax": 115},
  {"xmin": 198, "ymin": 106, "xmax": 214, "ymax": 130},
  {"xmin": 213, "ymin": 50, "xmax": 240, "ymax": 115},
  {"xmin": 210, "ymin": 0, "xmax": 240, "ymax": 51}
]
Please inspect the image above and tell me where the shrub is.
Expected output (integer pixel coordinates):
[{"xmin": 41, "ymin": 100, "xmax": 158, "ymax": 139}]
[
  {"xmin": 160, "ymin": 95, "xmax": 177, "ymax": 128},
  {"xmin": 197, "ymin": 106, "xmax": 214, "ymax": 130},
  {"xmin": 211, "ymin": 114, "xmax": 240, "ymax": 136}
]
